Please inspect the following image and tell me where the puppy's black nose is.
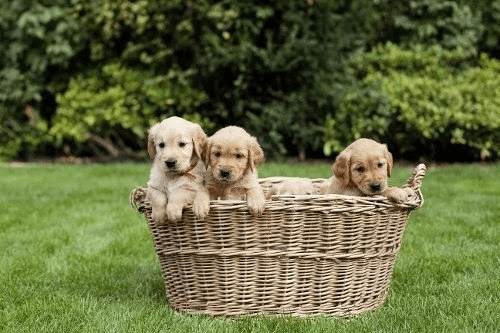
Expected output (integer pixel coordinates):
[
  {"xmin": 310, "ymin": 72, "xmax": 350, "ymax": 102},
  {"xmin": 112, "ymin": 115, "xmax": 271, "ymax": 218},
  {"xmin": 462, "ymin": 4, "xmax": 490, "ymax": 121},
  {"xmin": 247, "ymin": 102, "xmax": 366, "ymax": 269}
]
[
  {"xmin": 219, "ymin": 169, "xmax": 231, "ymax": 179},
  {"xmin": 370, "ymin": 183, "xmax": 381, "ymax": 192},
  {"xmin": 165, "ymin": 159, "xmax": 176, "ymax": 169}
]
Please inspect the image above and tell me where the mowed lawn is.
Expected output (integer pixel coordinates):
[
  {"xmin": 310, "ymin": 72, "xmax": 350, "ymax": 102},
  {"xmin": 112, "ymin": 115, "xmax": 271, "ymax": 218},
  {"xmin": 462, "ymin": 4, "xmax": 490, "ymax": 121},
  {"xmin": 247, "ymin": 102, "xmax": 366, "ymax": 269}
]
[{"xmin": 0, "ymin": 162, "xmax": 499, "ymax": 332}]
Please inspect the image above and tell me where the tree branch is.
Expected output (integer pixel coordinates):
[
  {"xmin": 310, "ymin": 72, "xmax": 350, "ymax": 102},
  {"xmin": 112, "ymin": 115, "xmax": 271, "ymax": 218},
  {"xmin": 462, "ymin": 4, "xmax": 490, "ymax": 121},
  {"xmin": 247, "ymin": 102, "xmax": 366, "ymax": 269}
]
[{"xmin": 87, "ymin": 133, "xmax": 120, "ymax": 158}]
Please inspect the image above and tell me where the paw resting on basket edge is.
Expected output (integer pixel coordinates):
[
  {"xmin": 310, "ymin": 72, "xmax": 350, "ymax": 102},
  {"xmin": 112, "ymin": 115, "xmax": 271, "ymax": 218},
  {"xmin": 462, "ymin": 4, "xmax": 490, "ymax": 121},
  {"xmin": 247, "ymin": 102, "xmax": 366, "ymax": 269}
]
[
  {"xmin": 383, "ymin": 187, "xmax": 415, "ymax": 203},
  {"xmin": 247, "ymin": 190, "xmax": 265, "ymax": 216},
  {"xmin": 192, "ymin": 195, "xmax": 210, "ymax": 220},
  {"xmin": 151, "ymin": 209, "xmax": 167, "ymax": 225},
  {"xmin": 166, "ymin": 203, "xmax": 185, "ymax": 222}
]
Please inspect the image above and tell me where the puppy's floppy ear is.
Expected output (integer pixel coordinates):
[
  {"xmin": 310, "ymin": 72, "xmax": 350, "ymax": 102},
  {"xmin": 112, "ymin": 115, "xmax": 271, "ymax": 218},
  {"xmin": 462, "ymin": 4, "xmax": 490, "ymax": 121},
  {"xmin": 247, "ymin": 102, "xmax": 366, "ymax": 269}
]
[
  {"xmin": 247, "ymin": 136, "xmax": 264, "ymax": 172},
  {"xmin": 202, "ymin": 142, "xmax": 211, "ymax": 168},
  {"xmin": 191, "ymin": 124, "xmax": 208, "ymax": 165},
  {"xmin": 382, "ymin": 143, "xmax": 393, "ymax": 177},
  {"xmin": 333, "ymin": 149, "xmax": 351, "ymax": 187},
  {"xmin": 147, "ymin": 123, "xmax": 159, "ymax": 159}
]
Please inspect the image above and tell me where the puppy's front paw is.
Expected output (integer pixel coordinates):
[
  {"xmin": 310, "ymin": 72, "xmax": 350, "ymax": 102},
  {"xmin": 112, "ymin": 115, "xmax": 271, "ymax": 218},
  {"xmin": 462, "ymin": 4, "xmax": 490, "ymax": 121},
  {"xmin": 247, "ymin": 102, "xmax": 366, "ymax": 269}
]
[
  {"xmin": 247, "ymin": 194, "xmax": 265, "ymax": 216},
  {"xmin": 166, "ymin": 204, "xmax": 184, "ymax": 222},
  {"xmin": 152, "ymin": 209, "xmax": 167, "ymax": 225},
  {"xmin": 192, "ymin": 198, "xmax": 210, "ymax": 220},
  {"xmin": 384, "ymin": 188, "xmax": 409, "ymax": 203}
]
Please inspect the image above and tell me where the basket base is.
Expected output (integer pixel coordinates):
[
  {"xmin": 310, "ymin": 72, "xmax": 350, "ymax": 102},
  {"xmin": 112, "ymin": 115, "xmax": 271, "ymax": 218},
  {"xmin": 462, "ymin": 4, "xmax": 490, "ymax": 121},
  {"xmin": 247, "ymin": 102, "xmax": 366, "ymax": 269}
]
[{"xmin": 160, "ymin": 253, "xmax": 395, "ymax": 317}]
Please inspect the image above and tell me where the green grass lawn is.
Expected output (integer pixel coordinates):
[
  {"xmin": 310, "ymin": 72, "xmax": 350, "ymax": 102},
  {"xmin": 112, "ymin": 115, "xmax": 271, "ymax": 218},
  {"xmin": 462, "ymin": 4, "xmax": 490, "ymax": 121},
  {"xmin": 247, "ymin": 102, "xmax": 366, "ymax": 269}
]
[{"xmin": 1, "ymin": 162, "xmax": 499, "ymax": 332}]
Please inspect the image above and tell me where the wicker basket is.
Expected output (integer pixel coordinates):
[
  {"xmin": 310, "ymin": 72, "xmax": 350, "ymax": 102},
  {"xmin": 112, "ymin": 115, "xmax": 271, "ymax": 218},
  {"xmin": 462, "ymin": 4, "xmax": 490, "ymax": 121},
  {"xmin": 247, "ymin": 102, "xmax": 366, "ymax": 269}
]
[{"xmin": 130, "ymin": 164, "xmax": 426, "ymax": 317}]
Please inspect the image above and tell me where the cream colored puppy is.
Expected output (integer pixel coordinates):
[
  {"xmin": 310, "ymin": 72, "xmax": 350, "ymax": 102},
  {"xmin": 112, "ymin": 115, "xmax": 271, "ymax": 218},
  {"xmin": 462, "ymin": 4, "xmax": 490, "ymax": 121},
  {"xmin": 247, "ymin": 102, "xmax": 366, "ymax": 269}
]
[
  {"xmin": 147, "ymin": 117, "xmax": 209, "ymax": 223},
  {"xmin": 200, "ymin": 126, "xmax": 266, "ymax": 216},
  {"xmin": 265, "ymin": 178, "xmax": 316, "ymax": 199},
  {"xmin": 322, "ymin": 138, "xmax": 412, "ymax": 203}
]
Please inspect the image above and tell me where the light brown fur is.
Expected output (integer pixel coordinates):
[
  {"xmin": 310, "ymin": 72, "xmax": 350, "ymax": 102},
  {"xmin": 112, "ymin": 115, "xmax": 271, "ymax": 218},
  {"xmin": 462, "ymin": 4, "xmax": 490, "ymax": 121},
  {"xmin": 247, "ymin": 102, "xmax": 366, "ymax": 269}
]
[
  {"xmin": 266, "ymin": 178, "xmax": 316, "ymax": 199},
  {"xmin": 146, "ymin": 116, "xmax": 209, "ymax": 223},
  {"xmin": 321, "ymin": 138, "xmax": 412, "ymax": 202},
  {"xmin": 199, "ymin": 126, "xmax": 266, "ymax": 216}
]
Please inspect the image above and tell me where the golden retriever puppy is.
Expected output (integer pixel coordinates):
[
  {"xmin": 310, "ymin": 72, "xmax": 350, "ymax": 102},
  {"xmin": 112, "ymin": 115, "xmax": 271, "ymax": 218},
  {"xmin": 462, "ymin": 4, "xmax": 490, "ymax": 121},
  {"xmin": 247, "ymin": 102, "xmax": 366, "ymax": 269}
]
[
  {"xmin": 147, "ymin": 116, "xmax": 209, "ymax": 223},
  {"xmin": 321, "ymin": 138, "xmax": 412, "ymax": 203},
  {"xmin": 200, "ymin": 126, "xmax": 266, "ymax": 216},
  {"xmin": 265, "ymin": 178, "xmax": 315, "ymax": 199}
]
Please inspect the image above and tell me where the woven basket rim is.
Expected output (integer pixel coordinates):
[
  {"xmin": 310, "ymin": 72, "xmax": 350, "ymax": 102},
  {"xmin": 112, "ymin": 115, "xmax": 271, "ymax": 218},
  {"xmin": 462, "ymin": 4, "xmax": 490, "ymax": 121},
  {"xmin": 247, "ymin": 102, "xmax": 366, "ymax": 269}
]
[{"xmin": 130, "ymin": 164, "xmax": 426, "ymax": 212}]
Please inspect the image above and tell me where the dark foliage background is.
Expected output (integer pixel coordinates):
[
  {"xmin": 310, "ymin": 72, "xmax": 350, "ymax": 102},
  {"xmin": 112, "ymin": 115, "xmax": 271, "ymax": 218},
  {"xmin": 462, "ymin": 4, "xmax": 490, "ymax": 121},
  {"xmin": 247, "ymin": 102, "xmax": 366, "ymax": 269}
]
[{"xmin": 2, "ymin": 0, "xmax": 500, "ymax": 162}]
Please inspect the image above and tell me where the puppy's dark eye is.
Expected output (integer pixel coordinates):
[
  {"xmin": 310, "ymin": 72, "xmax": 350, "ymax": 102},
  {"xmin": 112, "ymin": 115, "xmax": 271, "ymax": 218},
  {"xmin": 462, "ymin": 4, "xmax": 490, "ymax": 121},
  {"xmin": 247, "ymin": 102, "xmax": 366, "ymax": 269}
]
[
  {"xmin": 158, "ymin": 142, "xmax": 165, "ymax": 149},
  {"xmin": 356, "ymin": 167, "xmax": 364, "ymax": 173},
  {"xmin": 378, "ymin": 162, "xmax": 384, "ymax": 168},
  {"xmin": 213, "ymin": 151, "xmax": 221, "ymax": 158},
  {"xmin": 178, "ymin": 141, "xmax": 187, "ymax": 148},
  {"xmin": 235, "ymin": 153, "xmax": 244, "ymax": 159}
]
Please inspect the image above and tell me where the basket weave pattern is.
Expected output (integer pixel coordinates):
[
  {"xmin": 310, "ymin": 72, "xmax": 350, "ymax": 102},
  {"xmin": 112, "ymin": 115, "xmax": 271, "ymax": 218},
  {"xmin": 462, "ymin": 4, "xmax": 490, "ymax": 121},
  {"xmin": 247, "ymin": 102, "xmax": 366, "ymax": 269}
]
[{"xmin": 130, "ymin": 164, "xmax": 426, "ymax": 316}]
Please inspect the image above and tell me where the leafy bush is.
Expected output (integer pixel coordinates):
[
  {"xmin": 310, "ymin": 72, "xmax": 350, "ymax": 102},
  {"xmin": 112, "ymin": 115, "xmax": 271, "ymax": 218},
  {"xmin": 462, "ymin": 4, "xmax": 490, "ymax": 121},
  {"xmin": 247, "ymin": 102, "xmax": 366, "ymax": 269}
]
[
  {"xmin": 49, "ymin": 0, "xmax": 349, "ymax": 159},
  {"xmin": 325, "ymin": 43, "xmax": 500, "ymax": 160},
  {"xmin": 51, "ymin": 63, "xmax": 210, "ymax": 157},
  {"xmin": 385, "ymin": 0, "xmax": 483, "ymax": 53},
  {"xmin": 0, "ymin": 1, "xmax": 87, "ymax": 160},
  {"xmin": 2, "ymin": 0, "xmax": 500, "ymax": 161},
  {"xmin": 475, "ymin": 0, "xmax": 500, "ymax": 55}
]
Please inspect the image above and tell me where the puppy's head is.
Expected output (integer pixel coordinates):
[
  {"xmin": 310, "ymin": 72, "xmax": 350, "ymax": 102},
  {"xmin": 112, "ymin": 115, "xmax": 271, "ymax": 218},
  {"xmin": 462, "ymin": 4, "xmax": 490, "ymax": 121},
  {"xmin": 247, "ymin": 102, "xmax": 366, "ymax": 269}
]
[
  {"xmin": 204, "ymin": 126, "xmax": 264, "ymax": 183},
  {"xmin": 147, "ymin": 116, "xmax": 207, "ymax": 174},
  {"xmin": 333, "ymin": 138, "xmax": 393, "ymax": 195}
]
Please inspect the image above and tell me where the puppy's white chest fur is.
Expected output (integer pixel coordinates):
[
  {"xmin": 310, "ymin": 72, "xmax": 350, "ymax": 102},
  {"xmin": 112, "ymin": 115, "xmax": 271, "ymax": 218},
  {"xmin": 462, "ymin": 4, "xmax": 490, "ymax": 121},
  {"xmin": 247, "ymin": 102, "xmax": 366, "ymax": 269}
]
[{"xmin": 148, "ymin": 168, "xmax": 189, "ymax": 197}]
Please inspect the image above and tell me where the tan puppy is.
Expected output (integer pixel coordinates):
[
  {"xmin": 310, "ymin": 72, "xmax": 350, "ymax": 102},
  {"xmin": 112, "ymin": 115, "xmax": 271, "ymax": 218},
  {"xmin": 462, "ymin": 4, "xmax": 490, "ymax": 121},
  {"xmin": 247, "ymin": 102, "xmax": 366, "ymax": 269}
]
[
  {"xmin": 265, "ymin": 178, "xmax": 316, "ymax": 199},
  {"xmin": 147, "ymin": 116, "xmax": 209, "ymax": 223},
  {"xmin": 322, "ymin": 138, "xmax": 412, "ymax": 202},
  {"xmin": 200, "ymin": 126, "xmax": 266, "ymax": 216}
]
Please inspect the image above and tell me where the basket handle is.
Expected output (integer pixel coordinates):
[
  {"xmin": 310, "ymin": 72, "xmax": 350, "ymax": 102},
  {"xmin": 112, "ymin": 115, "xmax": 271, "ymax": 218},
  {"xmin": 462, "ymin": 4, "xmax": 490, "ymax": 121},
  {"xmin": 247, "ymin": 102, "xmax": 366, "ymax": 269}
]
[
  {"xmin": 403, "ymin": 164, "xmax": 426, "ymax": 191},
  {"xmin": 402, "ymin": 164, "xmax": 426, "ymax": 208},
  {"xmin": 129, "ymin": 186, "xmax": 147, "ymax": 213}
]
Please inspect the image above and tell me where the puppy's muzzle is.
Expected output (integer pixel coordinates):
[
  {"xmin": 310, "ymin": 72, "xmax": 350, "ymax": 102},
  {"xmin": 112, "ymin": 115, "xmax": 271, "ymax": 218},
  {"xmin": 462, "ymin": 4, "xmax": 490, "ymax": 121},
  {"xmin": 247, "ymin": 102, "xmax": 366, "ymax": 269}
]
[
  {"xmin": 165, "ymin": 158, "xmax": 177, "ymax": 169},
  {"xmin": 369, "ymin": 182, "xmax": 382, "ymax": 193},
  {"xmin": 218, "ymin": 167, "xmax": 232, "ymax": 180}
]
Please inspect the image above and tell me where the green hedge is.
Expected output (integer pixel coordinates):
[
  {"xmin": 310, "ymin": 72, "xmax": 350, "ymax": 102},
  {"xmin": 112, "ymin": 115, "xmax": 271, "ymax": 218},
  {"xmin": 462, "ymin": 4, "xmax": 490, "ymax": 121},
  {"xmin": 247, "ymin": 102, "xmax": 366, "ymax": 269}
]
[
  {"xmin": 0, "ymin": 1, "xmax": 85, "ymax": 160},
  {"xmin": 2, "ymin": 0, "xmax": 500, "ymax": 161},
  {"xmin": 47, "ymin": 0, "xmax": 345, "ymax": 160},
  {"xmin": 324, "ymin": 43, "xmax": 500, "ymax": 160}
]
